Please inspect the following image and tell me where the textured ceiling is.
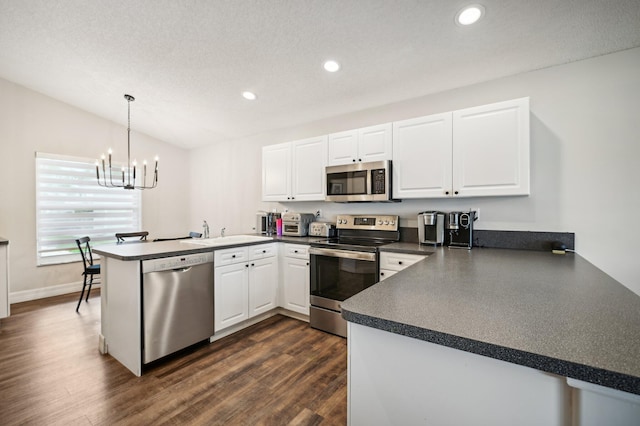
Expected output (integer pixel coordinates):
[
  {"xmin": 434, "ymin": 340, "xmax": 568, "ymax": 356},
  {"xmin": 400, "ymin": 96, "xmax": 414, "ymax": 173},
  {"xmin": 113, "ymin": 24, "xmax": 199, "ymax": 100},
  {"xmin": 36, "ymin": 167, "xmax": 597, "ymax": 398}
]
[{"xmin": 1, "ymin": 0, "xmax": 640, "ymax": 149}]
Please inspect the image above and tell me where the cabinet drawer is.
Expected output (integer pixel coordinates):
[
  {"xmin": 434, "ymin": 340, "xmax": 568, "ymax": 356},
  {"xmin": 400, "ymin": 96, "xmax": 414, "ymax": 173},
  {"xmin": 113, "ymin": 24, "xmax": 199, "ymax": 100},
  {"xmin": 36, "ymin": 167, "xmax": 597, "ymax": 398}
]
[
  {"xmin": 214, "ymin": 247, "xmax": 249, "ymax": 266},
  {"xmin": 249, "ymin": 243, "xmax": 277, "ymax": 260},
  {"xmin": 284, "ymin": 243, "xmax": 309, "ymax": 259},
  {"xmin": 379, "ymin": 269, "xmax": 398, "ymax": 281},
  {"xmin": 379, "ymin": 252, "xmax": 427, "ymax": 271}
]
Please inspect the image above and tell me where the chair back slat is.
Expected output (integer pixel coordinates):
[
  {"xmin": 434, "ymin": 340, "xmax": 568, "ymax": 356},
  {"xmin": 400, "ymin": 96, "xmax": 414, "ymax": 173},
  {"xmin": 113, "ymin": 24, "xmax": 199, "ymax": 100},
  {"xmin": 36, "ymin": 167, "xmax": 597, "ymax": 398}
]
[
  {"xmin": 75, "ymin": 236, "xmax": 94, "ymax": 268},
  {"xmin": 115, "ymin": 231, "xmax": 149, "ymax": 243}
]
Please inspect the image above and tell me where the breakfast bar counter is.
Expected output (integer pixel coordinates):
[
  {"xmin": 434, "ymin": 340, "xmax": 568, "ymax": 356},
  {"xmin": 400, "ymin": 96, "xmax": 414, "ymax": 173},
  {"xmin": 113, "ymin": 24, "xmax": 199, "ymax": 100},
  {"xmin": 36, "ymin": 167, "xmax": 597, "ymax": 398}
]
[{"xmin": 341, "ymin": 247, "xmax": 640, "ymax": 425}]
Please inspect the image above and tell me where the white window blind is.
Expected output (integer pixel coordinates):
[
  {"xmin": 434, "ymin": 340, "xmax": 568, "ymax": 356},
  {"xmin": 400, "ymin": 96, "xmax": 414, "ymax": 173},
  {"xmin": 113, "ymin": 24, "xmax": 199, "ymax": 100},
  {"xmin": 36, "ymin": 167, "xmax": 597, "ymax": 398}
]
[{"xmin": 35, "ymin": 152, "xmax": 142, "ymax": 265}]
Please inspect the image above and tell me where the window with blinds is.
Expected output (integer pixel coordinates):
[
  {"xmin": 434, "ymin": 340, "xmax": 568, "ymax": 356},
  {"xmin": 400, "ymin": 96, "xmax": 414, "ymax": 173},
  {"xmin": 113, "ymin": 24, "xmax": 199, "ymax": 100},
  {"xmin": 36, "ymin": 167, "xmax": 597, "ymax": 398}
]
[{"xmin": 35, "ymin": 152, "xmax": 142, "ymax": 265}]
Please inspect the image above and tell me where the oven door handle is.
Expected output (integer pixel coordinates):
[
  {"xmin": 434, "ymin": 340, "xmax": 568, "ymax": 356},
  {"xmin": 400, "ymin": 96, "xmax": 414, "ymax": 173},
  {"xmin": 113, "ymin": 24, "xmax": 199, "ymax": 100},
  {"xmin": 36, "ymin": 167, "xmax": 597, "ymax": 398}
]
[{"xmin": 309, "ymin": 247, "xmax": 377, "ymax": 262}]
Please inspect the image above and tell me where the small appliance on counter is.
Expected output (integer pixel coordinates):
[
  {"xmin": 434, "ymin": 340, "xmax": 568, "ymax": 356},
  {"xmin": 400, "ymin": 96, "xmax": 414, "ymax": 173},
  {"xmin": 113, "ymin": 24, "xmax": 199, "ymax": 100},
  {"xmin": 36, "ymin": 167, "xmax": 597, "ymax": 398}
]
[
  {"xmin": 418, "ymin": 211, "xmax": 445, "ymax": 245},
  {"xmin": 446, "ymin": 211, "xmax": 477, "ymax": 249},
  {"xmin": 282, "ymin": 212, "xmax": 315, "ymax": 236},
  {"xmin": 257, "ymin": 212, "xmax": 281, "ymax": 235},
  {"xmin": 308, "ymin": 222, "xmax": 337, "ymax": 237}
]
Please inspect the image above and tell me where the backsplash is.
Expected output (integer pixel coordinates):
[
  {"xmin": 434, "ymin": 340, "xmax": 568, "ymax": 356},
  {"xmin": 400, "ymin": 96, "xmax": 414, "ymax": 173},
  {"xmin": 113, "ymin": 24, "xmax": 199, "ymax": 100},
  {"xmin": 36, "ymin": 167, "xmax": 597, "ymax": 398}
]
[{"xmin": 400, "ymin": 228, "xmax": 575, "ymax": 251}]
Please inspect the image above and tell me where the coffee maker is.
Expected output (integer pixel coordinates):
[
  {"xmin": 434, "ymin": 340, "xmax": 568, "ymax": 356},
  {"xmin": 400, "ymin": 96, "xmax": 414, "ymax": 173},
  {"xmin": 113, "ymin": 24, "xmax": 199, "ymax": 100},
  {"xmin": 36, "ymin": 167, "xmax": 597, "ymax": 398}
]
[
  {"xmin": 446, "ymin": 211, "xmax": 477, "ymax": 249},
  {"xmin": 418, "ymin": 211, "xmax": 445, "ymax": 245}
]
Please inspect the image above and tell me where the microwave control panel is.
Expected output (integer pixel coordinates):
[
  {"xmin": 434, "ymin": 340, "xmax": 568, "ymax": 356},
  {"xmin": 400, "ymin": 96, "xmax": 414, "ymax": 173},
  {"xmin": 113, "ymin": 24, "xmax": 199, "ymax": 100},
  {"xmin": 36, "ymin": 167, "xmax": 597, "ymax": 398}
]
[{"xmin": 371, "ymin": 169, "xmax": 387, "ymax": 194}]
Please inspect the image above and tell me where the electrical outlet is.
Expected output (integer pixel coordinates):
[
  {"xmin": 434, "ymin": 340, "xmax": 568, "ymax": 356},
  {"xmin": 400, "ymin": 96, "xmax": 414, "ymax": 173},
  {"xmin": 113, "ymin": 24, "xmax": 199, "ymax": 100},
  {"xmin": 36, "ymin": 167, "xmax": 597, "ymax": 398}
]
[{"xmin": 316, "ymin": 210, "xmax": 322, "ymax": 218}]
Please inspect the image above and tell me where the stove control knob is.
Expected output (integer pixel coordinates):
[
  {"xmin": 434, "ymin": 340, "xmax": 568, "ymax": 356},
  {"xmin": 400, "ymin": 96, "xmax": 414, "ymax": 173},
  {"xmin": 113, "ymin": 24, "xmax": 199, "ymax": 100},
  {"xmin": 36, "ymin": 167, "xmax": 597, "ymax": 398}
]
[
  {"xmin": 390, "ymin": 220, "xmax": 395, "ymax": 225},
  {"xmin": 377, "ymin": 220, "xmax": 383, "ymax": 225},
  {"xmin": 384, "ymin": 220, "xmax": 389, "ymax": 225}
]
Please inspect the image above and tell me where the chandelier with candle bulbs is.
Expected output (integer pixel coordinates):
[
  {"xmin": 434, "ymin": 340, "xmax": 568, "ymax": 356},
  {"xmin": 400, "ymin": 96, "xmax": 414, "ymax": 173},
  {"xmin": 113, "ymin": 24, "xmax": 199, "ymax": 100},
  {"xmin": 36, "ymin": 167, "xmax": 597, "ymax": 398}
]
[{"xmin": 96, "ymin": 94, "xmax": 158, "ymax": 189}]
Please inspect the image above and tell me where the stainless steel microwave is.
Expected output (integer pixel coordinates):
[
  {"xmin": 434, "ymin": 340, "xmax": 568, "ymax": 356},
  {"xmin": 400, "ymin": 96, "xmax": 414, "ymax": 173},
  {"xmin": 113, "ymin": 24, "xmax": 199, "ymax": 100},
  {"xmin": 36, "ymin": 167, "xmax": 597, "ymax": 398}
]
[{"xmin": 325, "ymin": 160, "xmax": 394, "ymax": 202}]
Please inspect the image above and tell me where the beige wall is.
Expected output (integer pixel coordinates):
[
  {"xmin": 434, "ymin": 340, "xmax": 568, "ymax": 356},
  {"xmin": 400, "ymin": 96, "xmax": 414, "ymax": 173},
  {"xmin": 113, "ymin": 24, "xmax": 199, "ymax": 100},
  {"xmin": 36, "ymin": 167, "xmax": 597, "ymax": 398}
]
[
  {"xmin": 190, "ymin": 47, "xmax": 640, "ymax": 296},
  {"xmin": 0, "ymin": 79, "xmax": 190, "ymax": 299}
]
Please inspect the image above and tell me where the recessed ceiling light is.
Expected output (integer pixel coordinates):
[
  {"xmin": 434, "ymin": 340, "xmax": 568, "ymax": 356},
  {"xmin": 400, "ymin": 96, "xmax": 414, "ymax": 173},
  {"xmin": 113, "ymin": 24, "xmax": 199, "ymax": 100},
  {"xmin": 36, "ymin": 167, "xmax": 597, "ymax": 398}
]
[
  {"xmin": 323, "ymin": 60, "xmax": 340, "ymax": 72},
  {"xmin": 242, "ymin": 91, "xmax": 257, "ymax": 100},
  {"xmin": 455, "ymin": 4, "xmax": 485, "ymax": 26}
]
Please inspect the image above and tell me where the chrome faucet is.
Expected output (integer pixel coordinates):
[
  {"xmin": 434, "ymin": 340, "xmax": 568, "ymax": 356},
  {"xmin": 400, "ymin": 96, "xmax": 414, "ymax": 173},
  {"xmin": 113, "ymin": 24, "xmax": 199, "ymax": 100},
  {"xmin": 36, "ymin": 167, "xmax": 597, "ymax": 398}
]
[
  {"xmin": 221, "ymin": 227, "xmax": 226, "ymax": 237},
  {"xmin": 203, "ymin": 220, "xmax": 210, "ymax": 239}
]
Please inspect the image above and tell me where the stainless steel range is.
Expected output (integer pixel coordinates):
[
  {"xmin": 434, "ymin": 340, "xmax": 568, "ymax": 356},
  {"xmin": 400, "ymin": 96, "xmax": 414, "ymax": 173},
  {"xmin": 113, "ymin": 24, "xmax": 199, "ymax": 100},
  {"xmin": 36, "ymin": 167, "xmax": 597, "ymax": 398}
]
[{"xmin": 309, "ymin": 214, "xmax": 399, "ymax": 337}]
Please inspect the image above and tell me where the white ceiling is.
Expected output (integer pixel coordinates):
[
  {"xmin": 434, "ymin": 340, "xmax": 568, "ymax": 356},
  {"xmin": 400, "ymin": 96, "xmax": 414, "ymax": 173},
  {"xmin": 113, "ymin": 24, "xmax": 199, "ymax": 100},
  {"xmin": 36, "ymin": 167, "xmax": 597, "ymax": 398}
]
[{"xmin": 1, "ymin": 0, "xmax": 639, "ymax": 149}]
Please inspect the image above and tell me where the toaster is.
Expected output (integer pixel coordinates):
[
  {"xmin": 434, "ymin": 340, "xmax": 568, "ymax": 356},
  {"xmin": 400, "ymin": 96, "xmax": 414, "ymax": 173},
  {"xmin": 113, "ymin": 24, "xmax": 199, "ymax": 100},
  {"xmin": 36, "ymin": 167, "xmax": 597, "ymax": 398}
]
[{"xmin": 308, "ymin": 222, "xmax": 336, "ymax": 237}]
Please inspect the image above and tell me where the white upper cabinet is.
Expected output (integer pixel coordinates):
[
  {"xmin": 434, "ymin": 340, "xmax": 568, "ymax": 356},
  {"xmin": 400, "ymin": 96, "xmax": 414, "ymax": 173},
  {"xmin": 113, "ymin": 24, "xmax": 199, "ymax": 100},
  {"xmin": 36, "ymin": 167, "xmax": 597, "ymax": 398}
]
[
  {"xmin": 262, "ymin": 142, "xmax": 291, "ymax": 201},
  {"xmin": 262, "ymin": 136, "xmax": 327, "ymax": 202},
  {"xmin": 393, "ymin": 113, "xmax": 453, "ymax": 199},
  {"xmin": 393, "ymin": 97, "xmax": 530, "ymax": 198},
  {"xmin": 452, "ymin": 97, "xmax": 530, "ymax": 197},
  {"xmin": 291, "ymin": 136, "xmax": 328, "ymax": 201},
  {"xmin": 328, "ymin": 123, "xmax": 392, "ymax": 166}
]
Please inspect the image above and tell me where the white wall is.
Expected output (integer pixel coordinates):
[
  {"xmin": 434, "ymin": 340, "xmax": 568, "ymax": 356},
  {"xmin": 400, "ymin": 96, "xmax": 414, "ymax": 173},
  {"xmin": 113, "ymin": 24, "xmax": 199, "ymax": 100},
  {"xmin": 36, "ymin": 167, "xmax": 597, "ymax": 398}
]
[
  {"xmin": 190, "ymin": 47, "xmax": 640, "ymax": 295},
  {"xmin": 0, "ymin": 79, "xmax": 190, "ymax": 299}
]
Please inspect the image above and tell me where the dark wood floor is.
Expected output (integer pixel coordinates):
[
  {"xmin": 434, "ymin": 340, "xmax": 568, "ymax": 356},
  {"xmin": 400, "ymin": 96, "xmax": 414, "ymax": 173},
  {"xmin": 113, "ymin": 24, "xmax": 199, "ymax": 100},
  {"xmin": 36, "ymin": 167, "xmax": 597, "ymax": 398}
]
[{"xmin": 0, "ymin": 291, "xmax": 347, "ymax": 425}]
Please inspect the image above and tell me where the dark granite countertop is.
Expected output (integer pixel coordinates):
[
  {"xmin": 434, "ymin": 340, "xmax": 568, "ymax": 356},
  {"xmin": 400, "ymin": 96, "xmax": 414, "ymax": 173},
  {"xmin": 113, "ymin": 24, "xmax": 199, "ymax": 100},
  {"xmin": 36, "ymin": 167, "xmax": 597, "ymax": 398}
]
[
  {"xmin": 341, "ymin": 247, "xmax": 640, "ymax": 395},
  {"xmin": 93, "ymin": 234, "xmax": 321, "ymax": 261},
  {"xmin": 380, "ymin": 241, "xmax": 436, "ymax": 255}
]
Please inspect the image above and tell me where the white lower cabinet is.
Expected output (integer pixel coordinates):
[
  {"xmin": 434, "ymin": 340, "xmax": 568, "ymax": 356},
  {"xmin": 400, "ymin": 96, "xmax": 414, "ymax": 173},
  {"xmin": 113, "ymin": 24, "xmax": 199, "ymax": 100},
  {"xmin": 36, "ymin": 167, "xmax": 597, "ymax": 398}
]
[
  {"xmin": 282, "ymin": 244, "xmax": 310, "ymax": 315},
  {"xmin": 214, "ymin": 261, "xmax": 249, "ymax": 331},
  {"xmin": 379, "ymin": 251, "xmax": 427, "ymax": 281},
  {"xmin": 214, "ymin": 243, "xmax": 278, "ymax": 332},
  {"xmin": 249, "ymin": 257, "xmax": 278, "ymax": 316}
]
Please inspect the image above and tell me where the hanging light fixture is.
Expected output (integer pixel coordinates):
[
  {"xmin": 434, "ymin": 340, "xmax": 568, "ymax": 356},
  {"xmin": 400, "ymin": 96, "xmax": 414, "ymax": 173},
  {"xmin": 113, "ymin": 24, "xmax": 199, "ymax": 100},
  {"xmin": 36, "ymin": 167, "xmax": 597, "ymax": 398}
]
[{"xmin": 96, "ymin": 94, "xmax": 158, "ymax": 189}]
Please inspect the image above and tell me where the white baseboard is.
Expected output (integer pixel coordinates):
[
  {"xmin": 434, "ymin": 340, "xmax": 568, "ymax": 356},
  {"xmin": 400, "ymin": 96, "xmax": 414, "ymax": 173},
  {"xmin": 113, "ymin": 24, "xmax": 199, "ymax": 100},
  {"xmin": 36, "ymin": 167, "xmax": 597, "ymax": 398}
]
[{"xmin": 10, "ymin": 281, "xmax": 101, "ymax": 304}]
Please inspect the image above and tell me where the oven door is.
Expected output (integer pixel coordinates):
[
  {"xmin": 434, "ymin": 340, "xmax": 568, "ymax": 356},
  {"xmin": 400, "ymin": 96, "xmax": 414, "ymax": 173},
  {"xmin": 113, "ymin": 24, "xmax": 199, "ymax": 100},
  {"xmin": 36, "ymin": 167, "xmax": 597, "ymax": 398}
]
[{"xmin": 309, "ymin": 247, "xmax": 378, "ymax": 312}]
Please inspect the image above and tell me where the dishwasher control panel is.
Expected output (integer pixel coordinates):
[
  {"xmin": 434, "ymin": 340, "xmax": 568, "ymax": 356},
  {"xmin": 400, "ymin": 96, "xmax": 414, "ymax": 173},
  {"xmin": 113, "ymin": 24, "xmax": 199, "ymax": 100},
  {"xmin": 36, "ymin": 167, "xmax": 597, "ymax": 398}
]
[{"xmin": 143, "ymin": 252, "xmax": 213, "ymax": 273}]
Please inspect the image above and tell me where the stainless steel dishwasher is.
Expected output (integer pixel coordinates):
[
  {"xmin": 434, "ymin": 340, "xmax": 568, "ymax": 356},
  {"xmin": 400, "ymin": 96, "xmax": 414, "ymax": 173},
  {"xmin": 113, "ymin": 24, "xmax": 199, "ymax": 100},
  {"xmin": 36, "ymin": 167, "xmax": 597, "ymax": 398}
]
[{"xmin": 142, "ymin": 252, "xmax": 214, "ymax": 364}]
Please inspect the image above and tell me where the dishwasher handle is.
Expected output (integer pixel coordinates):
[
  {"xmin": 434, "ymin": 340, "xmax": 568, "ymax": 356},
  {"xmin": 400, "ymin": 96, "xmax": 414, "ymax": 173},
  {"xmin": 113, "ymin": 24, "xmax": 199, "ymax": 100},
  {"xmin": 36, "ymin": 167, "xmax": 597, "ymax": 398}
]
[{"xmin": 143, "ymin": 252, "xmax": 214, "ymax": 273}]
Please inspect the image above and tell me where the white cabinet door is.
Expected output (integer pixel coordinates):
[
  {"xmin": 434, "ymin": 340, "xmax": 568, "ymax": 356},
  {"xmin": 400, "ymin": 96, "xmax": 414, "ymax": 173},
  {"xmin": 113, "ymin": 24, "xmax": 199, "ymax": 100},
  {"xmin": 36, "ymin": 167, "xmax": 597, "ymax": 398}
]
[
  {"xmin": 328, "ymin": 130, "xmax": 358, "ymax": 166},
  {"xmin": 248, "ymin": 257, "xmax": 278, "ymax": 317},
  {"xmin": 291, "ymin": 136, "xmax": 328, "ymax": 201},
  {"xmin": 393, "ymin": 113, "xmax": 453, "ymax": 199},
  {"xmin": 328, "ymin": 124, "xmax": 393, "ymax": 166},
  {"xmin": 214, "ymin": 262, "xmax": 249, "ymax": 332},
  {"xmin": 262, "ymin": 142, "xmax": 292, "ymax": 201},
  {"xmin": 358, "ymin": 123, "xmax": 393, "ymax": 163},
  {"xmin": 452, "ymin": 97, "xmax": 530, "ymax": 197},
  {"xmin": 283, "ymin": 256, "xmax": 310, "ymax": 315}
]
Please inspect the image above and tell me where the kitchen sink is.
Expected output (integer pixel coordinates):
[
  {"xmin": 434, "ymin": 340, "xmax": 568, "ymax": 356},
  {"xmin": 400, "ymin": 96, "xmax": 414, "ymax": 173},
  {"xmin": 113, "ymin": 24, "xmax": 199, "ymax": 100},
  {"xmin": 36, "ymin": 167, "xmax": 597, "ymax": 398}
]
[{"xmin": 180, "ymin": 235, "xmax": 273, "ymax": 247}]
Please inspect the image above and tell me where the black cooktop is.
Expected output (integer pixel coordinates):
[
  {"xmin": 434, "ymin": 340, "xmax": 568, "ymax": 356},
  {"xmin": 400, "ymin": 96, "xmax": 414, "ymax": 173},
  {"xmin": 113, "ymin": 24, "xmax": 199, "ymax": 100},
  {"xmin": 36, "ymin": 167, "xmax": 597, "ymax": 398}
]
[{"xmin": 310, "ymin": 237, "xmax": 396, "ymax": 252}]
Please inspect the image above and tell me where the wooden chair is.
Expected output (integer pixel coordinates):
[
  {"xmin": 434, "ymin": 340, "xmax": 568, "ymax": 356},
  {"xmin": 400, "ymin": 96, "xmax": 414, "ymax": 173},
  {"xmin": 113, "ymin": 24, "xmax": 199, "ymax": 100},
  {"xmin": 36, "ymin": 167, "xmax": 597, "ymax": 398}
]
[
  {"xmin": 115, "ymin": 231, "xmax": 149, "ymax": 243},
  {"xmin": 75, "ymin": 236, "xmax": 100, "ymax": 312}
]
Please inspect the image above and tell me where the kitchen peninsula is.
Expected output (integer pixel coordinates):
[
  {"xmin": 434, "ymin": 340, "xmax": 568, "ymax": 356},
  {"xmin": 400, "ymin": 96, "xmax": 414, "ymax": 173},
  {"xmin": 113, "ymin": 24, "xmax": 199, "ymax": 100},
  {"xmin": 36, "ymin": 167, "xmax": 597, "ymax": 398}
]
[
  {"xmin": 342, "ymin": 246, "xmax": 640, "ymax": 425},
  {"xmin": 95, "ymin": 236, "xmax": 640, "ymax": 424},
  {"xmin": 95, "ymin": 237, "xmax": 273, "ymax": 375}
]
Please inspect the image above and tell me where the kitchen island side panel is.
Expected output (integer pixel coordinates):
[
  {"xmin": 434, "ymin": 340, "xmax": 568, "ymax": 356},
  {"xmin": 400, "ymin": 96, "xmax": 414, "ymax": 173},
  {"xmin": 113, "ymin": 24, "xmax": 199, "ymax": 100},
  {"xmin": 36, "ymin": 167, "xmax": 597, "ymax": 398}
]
[
  {"xmin": 103, "ymin": 257, "xmax": 142, "ymax": 376},
  {"xmin": 348, "ymin": 322, "xmax": 569, "ymax": 426}
]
